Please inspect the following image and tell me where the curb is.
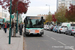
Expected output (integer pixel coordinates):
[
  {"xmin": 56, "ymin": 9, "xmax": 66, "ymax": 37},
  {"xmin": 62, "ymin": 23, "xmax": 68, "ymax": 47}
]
[{"xmin": 23, "ymin": 36, "xmax": 25, "ymax": 50}]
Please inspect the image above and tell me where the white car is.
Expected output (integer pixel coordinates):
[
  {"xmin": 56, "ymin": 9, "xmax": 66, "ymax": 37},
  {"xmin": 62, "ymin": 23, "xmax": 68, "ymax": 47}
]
[
  {"xmin": 49, "ymin": 25, "xmax": 53, "ymax": 31},
  {"xmin": 57, "ymin": 26, "xmax": 68, "ymax": 33},
  {"xmin": 44, "ymin": 25, "xmax": 49, "ymax": 30},
  {"xmin": 44, "ymin": 25, "xmax": 47, "ymax": 29}
]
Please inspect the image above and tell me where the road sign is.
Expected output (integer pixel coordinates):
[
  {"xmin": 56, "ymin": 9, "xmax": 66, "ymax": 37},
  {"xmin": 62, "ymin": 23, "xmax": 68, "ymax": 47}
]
[{"xmin": 11, "ymin": 15, "xmax": 14, "ymax": 19}]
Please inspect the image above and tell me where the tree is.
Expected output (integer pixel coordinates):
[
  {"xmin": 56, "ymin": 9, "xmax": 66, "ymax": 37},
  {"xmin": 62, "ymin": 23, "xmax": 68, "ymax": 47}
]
[
  {"xmin": 46, "ymin": 14, "xmax": 52, "ymax": 22},
  {"xmin": 52, "ymin": 14, "xmax": 56, "ymax": 22},
  {"xmin": 65, "ymin": 4, "xmax": 75, "ymax": 22},
  {"xmin": 0, "ymin": 0, "xmax": 30, "ymax": 36},
  {"xmin": 0, "ymin": 0, "xmax": 30, "ymax": 14},
  {"xmin": 45, "ymin": 12, "xmax": 52, "ymax": 23},
  {"xmin": 55, "ymin": 5, "xmax": 68, "ymax": 23}
]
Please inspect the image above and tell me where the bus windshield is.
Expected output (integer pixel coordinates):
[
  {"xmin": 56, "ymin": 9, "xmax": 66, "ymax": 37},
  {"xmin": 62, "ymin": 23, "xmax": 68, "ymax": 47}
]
[{"xmin": 26, "ymin": 19, "xmax": 43, "ymax": 28}]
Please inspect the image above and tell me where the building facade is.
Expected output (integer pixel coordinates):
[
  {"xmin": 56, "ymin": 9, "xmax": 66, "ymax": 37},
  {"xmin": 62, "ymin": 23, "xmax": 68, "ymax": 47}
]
[
  {"xmin": 37, "ymin": 14, "xmax": 48, "ymax": 19},
  {"xmin": 0, "ymin": 12, "xmax": 9, "ymax": 23},
  {"xmin": 0, "ymin": 12, "xmax": 9, "ymax": 19},
  {"xmin": 72, "ymin": 0, "xmax": 75, "ymax": 5},
  {"xmin": 19, "ymin": 14, "xmax": 22, "ymax": 23},
  {"xmin": 57, "ymin": 0, "xmax": 75, "ymax": 10},
  {"xmin": 0, "ymin": 12, "xmax": 7, "ymax": 18}
]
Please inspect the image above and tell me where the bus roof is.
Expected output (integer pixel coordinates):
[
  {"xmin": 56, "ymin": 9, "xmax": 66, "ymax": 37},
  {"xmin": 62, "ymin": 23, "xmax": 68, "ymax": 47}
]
[
  {"xmin": 26, "ymin": 16, "xmax": 43, "ymax": 17},
  {"xmin": 26, "ymin": 16, "xmax": 43, "ymax": 19}
]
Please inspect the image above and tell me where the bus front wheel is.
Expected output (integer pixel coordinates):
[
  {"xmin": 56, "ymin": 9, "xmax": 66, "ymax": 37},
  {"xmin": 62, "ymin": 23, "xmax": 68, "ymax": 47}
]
[
  {"xmin": 26, "ymin": 34, "xmax": 29, "ymax": 36},
  {"xmin": 39, "ymin": 34, "xmax": 42, "ymax": 36},
  {"xmin": 39, "ymin": 32, "xmax": 44, "ymax": 36}
]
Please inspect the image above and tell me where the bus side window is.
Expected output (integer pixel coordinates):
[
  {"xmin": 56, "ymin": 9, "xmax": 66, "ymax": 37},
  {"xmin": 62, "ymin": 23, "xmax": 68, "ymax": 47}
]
[{"xmin": 25, "ymin": 17, "xmax": 28, "ymax": 27}]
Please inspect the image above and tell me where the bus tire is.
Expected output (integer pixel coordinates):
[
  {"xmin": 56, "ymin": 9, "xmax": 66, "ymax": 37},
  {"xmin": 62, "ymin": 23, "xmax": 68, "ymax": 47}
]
[
  {"xmin": 24, "ymin": 31, "xmax": 29, "ymax": 36},
  {"xmin": 25, "ymin": 34, "xmax": 29, "ymax": 36},
  {"xmin": 39, "ymin": 34, "xmax": 42, "ymax": 36},
  {"xmin": 39, "ymin": 33, "xmax": 44, "ymax": 36}
]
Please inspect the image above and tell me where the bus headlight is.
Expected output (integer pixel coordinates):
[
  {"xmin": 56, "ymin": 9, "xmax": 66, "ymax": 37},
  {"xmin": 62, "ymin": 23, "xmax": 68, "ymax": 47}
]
[
  {"xmin": 40, "ymin": 30, "xmax": 44, "ymax": 32},
  {"xmin": 26, "ymin": 29, "xmax": 29, "ymax": 32}
]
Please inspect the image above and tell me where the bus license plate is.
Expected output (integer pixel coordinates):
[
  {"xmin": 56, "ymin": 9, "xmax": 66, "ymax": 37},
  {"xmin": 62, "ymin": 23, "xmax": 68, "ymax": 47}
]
[{"xmin": 35, "ymin": 30, "xmax": 39, "ymax": 33}]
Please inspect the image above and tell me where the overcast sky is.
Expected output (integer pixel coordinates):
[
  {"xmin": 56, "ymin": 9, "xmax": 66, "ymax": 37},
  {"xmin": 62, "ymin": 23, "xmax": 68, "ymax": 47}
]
[
  {"xmin": 0, "ymin": 0, "xmax": 57, "ymax": 20},
  {"xmin": 26, "ymin": 0, "xmax": 57, "ymax": 16}
]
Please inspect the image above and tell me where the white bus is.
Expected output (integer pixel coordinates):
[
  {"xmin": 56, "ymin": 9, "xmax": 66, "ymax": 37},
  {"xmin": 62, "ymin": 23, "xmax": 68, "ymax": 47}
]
[{"xmin": 24, "ymin": 16, "xmax": 45, "ymax": 36}]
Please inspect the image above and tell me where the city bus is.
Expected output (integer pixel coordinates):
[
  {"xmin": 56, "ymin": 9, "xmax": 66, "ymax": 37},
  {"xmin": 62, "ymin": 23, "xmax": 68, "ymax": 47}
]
[
  {"xmin": 0, "ymin": 18, "xmax": 5, "ymax": 24},
  {"xmin": 24, "ymin": 16, "xmax": 45, "ymax": 36}
]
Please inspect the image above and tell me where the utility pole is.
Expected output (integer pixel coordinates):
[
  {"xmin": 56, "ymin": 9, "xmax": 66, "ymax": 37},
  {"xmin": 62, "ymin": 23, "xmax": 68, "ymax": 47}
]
[
  {"xmin": 16, "ymin": 11, "xmax": 18, "ymax": 33},
  {"xmin": 16, "ymin": 1, "xmax": 18, "ymax": 33},
  {"xmin": 46, "ymin": 4, "xmax": 50, "ymax": 15},
  {"xmin": 9, "ymin": 0, "xmax": 12, "ymax": 44}
]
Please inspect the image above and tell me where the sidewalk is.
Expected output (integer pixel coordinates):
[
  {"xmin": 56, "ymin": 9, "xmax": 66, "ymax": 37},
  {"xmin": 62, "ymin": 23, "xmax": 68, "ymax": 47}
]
[{"xmin": 0, "ymin": 29, "xmax": 23, "ymax": 50}]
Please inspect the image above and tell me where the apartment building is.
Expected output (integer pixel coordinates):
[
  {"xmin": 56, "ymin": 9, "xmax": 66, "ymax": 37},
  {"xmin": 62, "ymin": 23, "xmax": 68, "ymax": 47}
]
[
  {"xmin": 57, "ymin": 0, "xmax": 75, "ymax": 10},
  {"xmin": 0, "ymin": 12, "xmax": 10, "ymax": 23},
  {"xmin": 72, "ymin": 0, "xmax": 75, "ymax": 5},
  {"xmin": 0, "ymin": 12, "xmax": 8, "ymax": 18}
]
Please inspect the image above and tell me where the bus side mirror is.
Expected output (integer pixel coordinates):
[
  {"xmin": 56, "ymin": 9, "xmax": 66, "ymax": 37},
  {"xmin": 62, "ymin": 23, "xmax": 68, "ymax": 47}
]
[
  {"xmin": 43, "ymin": 19, "xmax": 45, "ymax": 22},
  {"xmin": 25, "ymin": 17, "xmax": 28, "ymax": 24},
  {"xmin": 24, "ymin": 17, "xmax": 28, "ymax": 28},
  {"xmin": 41, "ymin": 17, "xmax": 45, "ymax": 22}
]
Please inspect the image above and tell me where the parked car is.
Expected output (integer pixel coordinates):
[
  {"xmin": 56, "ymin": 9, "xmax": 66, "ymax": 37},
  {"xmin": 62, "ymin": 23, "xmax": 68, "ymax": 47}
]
[
  {"xmin": 46, "ymin": 25, "xmax": 50, "ymax": 30},
  {"xmin": 57, "ymin": 26, "xmax": 68, "ymax": 33},
  {"xmin": 44, "ymin": 24, "xmax": 49, "ymax": 30},
  {"xmin": 44, "ymin": 22, "xmax": 51, "ymax": 30},
  {"xmin": 49, "ymin": 25, "xmax": 56, "ymax": 31},
  {"xmin": 44, "ymin": 25, "xmax": 47, "ymax": 30},
  {"xmin": 65, "ymin": 26, "xmax": 75, "ymax": 36},
  {"xmin": 53, "ymin": 26, "xmax": 58, "ymax": 32},
  {"xmin": 49, "ymin": 25, "xmax": 53, "ymax": 31}
]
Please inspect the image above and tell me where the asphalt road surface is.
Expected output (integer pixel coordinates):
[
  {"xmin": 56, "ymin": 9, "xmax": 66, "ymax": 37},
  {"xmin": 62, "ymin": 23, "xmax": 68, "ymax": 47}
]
[{"xmin": 24, "ymin": 30, "xmax": 75, "ymax": 50}]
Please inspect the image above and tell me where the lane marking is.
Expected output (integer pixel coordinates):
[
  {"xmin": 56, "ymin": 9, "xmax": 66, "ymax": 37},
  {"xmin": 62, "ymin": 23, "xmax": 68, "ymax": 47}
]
[
  {"xmin": 65, "ymin": 46, "xmax": 75, "ymax": 50},
  {"xmin": 71, "ymin": 47, "xmax": 74, "ymax": 50},
  {"xmin": 70, "ymin": 46, "xmax": 75, "ymax": 50},
  {"xmin": 50, "ymin": 37, "xmax": 75, "ymax": 50},
  {"xmin": 46, "ymin": 34, "xmax": 75, "ymax": 50},
  {"xmin": 58, "ymin": 41, "xmax": 66, "ymax": 46},
  {"xmin": 51, "ymin": 37, "xmax": 56, "ymax": 41}
]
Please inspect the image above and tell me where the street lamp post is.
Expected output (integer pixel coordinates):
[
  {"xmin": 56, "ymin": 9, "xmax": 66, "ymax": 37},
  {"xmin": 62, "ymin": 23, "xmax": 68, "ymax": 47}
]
[
  {"xmin": 46, "ymin": 4, "xmax": 50, "ymax": 14},
  {"xmin": 16, "ymin": 11, "xmax": 18, "ymax": 33},
  {"xmin": 9, "ymin": 0, "xmax": 12, "ymax": 44},
  {"xmin": 16, "ymin": 2, "xmax": 18, "ymax": 33}
]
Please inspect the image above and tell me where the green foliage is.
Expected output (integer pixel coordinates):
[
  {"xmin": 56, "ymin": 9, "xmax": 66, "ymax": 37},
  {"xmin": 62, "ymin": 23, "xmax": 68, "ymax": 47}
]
[
  {"xmin": 55, "ymin": 5, "xmax": 68, "ymax": 23},
  {"xmin": 46, "ymin": 14, "xmax": 52, "ymax": 22},
  {"xmin": 56, "ymin": 16, "xmax": 68, "ymax": 23}
]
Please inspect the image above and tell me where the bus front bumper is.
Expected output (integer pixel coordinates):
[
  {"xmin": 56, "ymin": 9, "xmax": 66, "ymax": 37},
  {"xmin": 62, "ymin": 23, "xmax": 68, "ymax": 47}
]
[{"xmin": 25, "ymin": 32, "xmax": 44, "ymax": 35}]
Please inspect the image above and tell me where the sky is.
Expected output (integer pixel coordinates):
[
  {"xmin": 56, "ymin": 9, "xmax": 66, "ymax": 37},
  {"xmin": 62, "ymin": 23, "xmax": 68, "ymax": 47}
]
[
  {"xmin": 25, "ymin": 0, "xmax": 57, "ymax": 16},
  {"xmin": 0, "ymin": 0, "xmax": 57, "ymax": 21}
]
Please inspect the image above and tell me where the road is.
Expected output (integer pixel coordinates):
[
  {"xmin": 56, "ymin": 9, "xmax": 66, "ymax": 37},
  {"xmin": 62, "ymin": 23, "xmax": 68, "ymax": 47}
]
[{"xmin": 24, "ymin": 30, "xmax": 75, "ymax": 50}]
